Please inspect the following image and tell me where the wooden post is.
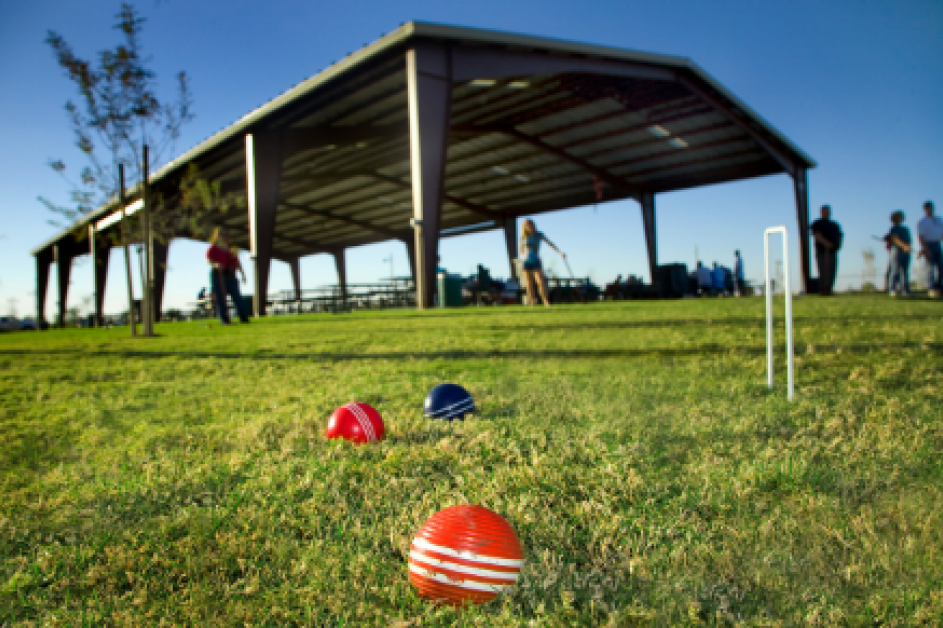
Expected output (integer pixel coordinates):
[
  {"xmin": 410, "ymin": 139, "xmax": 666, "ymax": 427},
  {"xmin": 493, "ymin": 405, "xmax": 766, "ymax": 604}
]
[
  {"xmin": 119, "ymin": 164, "xmax": 137, "ymax": 336},
  {"xmin": 141, "ymin": 145, "xmax": 153, "ymax": 336}
]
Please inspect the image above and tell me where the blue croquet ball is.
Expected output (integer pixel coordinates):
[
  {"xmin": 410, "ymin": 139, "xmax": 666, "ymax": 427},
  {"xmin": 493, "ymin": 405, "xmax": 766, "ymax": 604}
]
[{"xmin": 424, "ymin": 384, "xmax": 475, "ymax": 421}]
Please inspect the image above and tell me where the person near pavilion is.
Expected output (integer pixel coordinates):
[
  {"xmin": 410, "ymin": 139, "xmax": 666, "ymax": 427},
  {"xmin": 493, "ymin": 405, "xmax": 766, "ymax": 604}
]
[
  {"xmin": 917, "ymin": 200, "xmax": 942, "ymax": 298},
  {"xmin": 519, "ymin": 219, "xmax": 564, "ymax": 307},
  {"xmin": 734, "ymin": 250, "xmax": 745, "ymax": 296},
  {"xmin": 810, "ymin": 205, "xmax": 843, "ymax": 296},
  {"xmin": 206, "ymin": 227, "xmax": 251, "ymax": 324},
  {"xmin": 884, "ymin": 210, "xmax": 912, "ymax": 297}
]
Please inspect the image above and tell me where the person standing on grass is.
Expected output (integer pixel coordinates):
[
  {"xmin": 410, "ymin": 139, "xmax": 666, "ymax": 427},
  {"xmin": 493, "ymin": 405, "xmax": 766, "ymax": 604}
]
[
  {"xmin": 810, "ymin": 205, "xmax": 843, "ymax": 296},
  {"xmin": 206, "ymin": 227, "xmax": 251, "ymax": 324},
  {"xmin": 917, "ymin": 200, "xmax": 943, "ymax": 298},
  {"xmin": 520, "ymin": 219, "xmax": 564, "ymax": 307},
  {"xmin": 734, "ymin": 250, "xmax": 745, "ymax": 296},
  {"xmin": 884, "ymin": 211, "xmax": 912, "ymax": 297}
]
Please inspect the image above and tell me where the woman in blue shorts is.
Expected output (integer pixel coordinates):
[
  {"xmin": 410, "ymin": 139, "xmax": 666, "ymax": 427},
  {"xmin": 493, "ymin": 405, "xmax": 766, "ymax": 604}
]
[{"xmin": 519, "ymin": 219, "xmax": 565, "ymax": 307}]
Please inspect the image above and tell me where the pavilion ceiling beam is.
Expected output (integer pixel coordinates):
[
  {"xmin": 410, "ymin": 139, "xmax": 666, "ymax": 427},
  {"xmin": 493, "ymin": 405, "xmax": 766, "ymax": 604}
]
[
  {"xmin": 282, "ymin": 121, "xmax": 409, "ymax": 156},
  {"xmin": 281, "ymin": 201, "xmax": 407, "ymax": 240},
  {"xmin": 596, "ymin": 133, "xmax": 755, "ymax": 173},
  {"xmin": 676, "ymin": 73, "xmax": 799, "ymax": 178},
  {"xmin": 450, "ymin": 46, "xmax": 675, "ymax": 84},
  {"xmin": 551, "ymin": 117, "xmax": 730, "ymax": 168},
  {"xmin": 339, "ymin": 98, "xmax": 410, "ymax": 131},
  {"xmin": 555, "ymin": 108, "xmax": 720, "ymax": 153},
  {"xmin": 369, "ymin": 173, "xmax": 504, "ymax": 221},
  {"xmin": 273, "ymin": 57, "xmax": 406, "ymax": 128},
  {"xmin": 450, "ymin": 77, "xmax": 563, "ymax": 126},
  {"xmin": 277, "ymin": 202, "xmax": 400, "ymax": 235},
  {"xmin": 446, "ymin": 105, "xmax": 718, "ymax": 179},
  {"xmin": 503, "ymin": 128, "xmax": 643, "ymax": 199},
  {"xmin": 616, "ymin": 146, "xmax": 768, "ymax": 181},
  {"xmin": 208, "ymin": 212, "xmax": 315, "ymax": 251},
  {"xmin": 646, "ymin": 160, "xmax": 779, "ymax": 194},
  {"xmin": 463, "ymin": 170, "xmax": 608, "ymax": 208},
  {"xmin": 465, "ymin": 76, "xmax": 684, "ymax": 130},
  {"xmin": 280, "ymin": 172, "xmax": 378, "ymax": 186}
]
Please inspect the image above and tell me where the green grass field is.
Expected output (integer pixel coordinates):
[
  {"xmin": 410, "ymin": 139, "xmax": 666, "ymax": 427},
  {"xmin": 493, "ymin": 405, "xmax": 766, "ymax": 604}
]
[{"xmin": 1, "ymin": 296, "xmax": 941, "ymax": 626}]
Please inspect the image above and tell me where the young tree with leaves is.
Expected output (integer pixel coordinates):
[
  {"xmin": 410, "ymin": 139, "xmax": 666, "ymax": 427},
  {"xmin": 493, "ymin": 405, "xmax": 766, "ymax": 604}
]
[{"xmin": 42, "ymin": 4, "xmax": 243, "ymax": 331}]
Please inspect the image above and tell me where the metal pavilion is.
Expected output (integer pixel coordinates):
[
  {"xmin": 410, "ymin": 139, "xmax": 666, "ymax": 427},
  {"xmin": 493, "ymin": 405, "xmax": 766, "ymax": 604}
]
[{"xmin": 32, "ymin": 21, "xmax": 816, "ymax": 324}]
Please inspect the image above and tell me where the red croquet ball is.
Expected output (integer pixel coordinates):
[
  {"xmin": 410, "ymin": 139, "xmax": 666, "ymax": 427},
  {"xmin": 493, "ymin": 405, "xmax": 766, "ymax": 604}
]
[
  {"xmin": 408, "ymin": 504, "xmax": 524, "ymax": 606},
  {"xmin": 326, "ymin": 402, "xmax": 385, "ymax": 444}
]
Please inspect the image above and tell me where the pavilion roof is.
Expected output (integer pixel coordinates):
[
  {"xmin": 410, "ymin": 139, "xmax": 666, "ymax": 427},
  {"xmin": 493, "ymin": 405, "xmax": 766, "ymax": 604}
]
[{"xmin": 34, "ymin": 21, "xmax": 814, "ymax": 260}]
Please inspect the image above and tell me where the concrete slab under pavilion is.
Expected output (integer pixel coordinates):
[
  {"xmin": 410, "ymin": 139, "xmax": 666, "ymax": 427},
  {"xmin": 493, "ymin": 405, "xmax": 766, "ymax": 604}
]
[{"xmin": 32, "ymin": 21, "xmax": 816, "ymax": 324}]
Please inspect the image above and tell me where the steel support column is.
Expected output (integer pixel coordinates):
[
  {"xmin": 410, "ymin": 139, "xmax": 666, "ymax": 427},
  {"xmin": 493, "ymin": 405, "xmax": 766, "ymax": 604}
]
[
  {"xmin": 332, "ymin": 250, "xmax": 347, "ymax": 307},
  {"xmin": 402, "ymin": 238, "xmax": 416, "ymax": 281},
  {"xmin": 246, "ymin": 132, "xmax": 282, "ymax": 316},
  {"xmin": 640, "ymin": 193, "xmax": 657, "ymax": 282},
  {"xmin": 35, "ymin": 249, "xmax": 53, "ymax": 327},
  {"xmin": 407, "ymin": 42, "xmax": 452, "ymax": 309},
  {"xmin": 152, "ymin": 239, "xmax": 170, "ymax": 322},
  {"xmin": 90, "ymin": 226, "xmax": 112, "ymax": 327},
  {"xmin": 503, "ymin": 216, "xmax": 518, "ymax": 279},
  {"xmin": 793, "ymin": 168, "xmax": 811, "ymax": 293},
  {"xmin": 288, "ymin": 257, "xmax": 302, "ymax": 301},
  {"xmin": 55, "ymin": 245, "xmax": 73, "ymax": 328}
]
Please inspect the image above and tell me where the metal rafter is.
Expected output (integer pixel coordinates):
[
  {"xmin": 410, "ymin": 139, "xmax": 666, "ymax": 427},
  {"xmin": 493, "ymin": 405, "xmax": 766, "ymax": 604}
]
[
  {"xmin": 503, "ymin": 128, "xmax": 642, "ymax": 198},
  {"xmin": 616, "ymin": 146, "xmax": 768, "ymax": 181},
  {"xmin": 369, "ymin": 172, "xmax": 504, "ymax": 220},
  {"xmin": 647, "ymin": 159, "xmax": 779, "ymax": 194},
  {"xmin": 281, "ymin": 201, "xmax": 407, "ymax": 240},
  {"xmin": 677, "ymin": 73, "xmax": 798, "ymax": 177},
  {"xmin": 587, "ymin": 125, "xmax": 746, "ymax": 170}
]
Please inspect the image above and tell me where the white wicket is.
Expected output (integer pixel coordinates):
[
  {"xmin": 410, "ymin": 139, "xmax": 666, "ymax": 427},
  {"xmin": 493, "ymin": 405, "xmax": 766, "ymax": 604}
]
[{"xmin": 764, "ymin": 226, "xmax": 795, "ymax": 401}]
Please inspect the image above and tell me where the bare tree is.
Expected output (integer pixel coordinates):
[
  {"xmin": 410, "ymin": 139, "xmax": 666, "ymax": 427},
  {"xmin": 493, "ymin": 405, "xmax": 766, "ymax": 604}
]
[{"xmin": 41, "ymin": 3, "xmax": 194, "ymax": 229}]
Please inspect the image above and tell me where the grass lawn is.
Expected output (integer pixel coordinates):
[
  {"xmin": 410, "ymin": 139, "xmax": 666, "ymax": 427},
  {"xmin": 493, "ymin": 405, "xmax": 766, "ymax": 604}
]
[{"xmin": 1, "ymin": 296, "xmax": 941, "ymax": 626}]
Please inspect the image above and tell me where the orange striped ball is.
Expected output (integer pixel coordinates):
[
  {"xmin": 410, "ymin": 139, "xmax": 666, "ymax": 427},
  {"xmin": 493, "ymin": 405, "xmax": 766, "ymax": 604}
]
[
  {"xmin": 409, "ymin": 504, "xmax": 524, "ymax": 606},
  {"xmin": 326, "ymin": 402, "xmax": 385, "ymax": 444}
]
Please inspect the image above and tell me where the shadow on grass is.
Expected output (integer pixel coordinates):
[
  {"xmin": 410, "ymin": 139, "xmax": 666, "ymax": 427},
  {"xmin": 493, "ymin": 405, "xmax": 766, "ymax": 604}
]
[
  {"xmin": 3, "ymin": 341, "xmax": 941, "ymax": 364},
  {"xmin": 180, "ymin": 310, "xmax": 943, "ymax": 339}
]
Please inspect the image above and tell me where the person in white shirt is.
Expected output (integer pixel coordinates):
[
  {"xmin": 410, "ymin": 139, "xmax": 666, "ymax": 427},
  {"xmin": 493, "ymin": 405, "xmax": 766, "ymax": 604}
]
[
  {"xmin": 734, "ymin": 250, "xmax": 745, "ymax": 296},
  {"xmin": 917, "ymin": 201, "xmax": 942, "ymax": 297}
]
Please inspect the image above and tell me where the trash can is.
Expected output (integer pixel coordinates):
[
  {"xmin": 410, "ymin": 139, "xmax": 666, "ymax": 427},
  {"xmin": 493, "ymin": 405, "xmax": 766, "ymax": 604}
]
[{"xmin": 437, "ymin": 272, "xmax": 464, "ymax": 307}]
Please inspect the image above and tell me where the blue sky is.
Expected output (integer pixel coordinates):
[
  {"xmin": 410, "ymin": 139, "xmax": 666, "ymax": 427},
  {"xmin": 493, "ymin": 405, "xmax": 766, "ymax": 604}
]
[{"xmin": 1, "ymin": 0, "xmax": 941, "ymax": 317}]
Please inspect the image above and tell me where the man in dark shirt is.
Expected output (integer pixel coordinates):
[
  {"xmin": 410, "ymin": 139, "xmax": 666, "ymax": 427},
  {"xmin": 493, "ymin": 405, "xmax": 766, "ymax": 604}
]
[{"xmin": 810, "ymin": 205, "xmax": 842, "ymax": 296}]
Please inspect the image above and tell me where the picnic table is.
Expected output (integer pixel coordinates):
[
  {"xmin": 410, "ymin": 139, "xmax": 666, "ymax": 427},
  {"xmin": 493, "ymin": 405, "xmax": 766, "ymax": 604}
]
[
  {"xmin": 546, "ymin": 277, "xmax": 599, "ymax": 303},
  {"xmin": 266, "ymin": 279, "xmax": 416, "ymax": 314}
]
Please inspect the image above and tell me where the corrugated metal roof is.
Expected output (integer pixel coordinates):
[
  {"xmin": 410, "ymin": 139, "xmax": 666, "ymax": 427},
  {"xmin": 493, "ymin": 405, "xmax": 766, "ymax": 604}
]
[{"xmin": 34, "ymin": 20, "xmax": 814, "ymax": 259}]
